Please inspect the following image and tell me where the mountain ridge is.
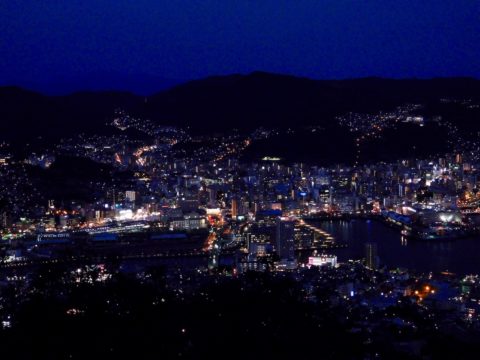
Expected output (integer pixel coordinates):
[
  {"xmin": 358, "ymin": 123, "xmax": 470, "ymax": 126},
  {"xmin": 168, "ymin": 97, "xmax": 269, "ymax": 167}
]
[{"xmin": 1, "ymin": 72, "xmax": 480, "ymax": 141}]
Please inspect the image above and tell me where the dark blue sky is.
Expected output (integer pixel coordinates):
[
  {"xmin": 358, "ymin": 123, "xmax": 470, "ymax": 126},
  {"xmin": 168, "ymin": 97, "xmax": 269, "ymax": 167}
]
[{"xmin": 1, "ymin": 0, "xmax": 479, "ymax": 87}]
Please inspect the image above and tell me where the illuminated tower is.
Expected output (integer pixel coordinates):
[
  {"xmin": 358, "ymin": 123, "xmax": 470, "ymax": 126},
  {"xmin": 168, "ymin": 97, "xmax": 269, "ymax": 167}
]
[
  {"xmin": 231, "ymin": 198, "xmax": 238, "ymax": 218},
  {"xmin": 456, "ymin": 153, "xmax": 463, "ymax": 164},
  {"xmin": 365, "ymin": 242, "xmax": 379, "ymax": 270}
]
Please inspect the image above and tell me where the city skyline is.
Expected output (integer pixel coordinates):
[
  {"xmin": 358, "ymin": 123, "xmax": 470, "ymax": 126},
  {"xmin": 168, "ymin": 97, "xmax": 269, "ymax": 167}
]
[{"xmin": 2, "ymin": 2, "xmax": 480, "ymax": 358}]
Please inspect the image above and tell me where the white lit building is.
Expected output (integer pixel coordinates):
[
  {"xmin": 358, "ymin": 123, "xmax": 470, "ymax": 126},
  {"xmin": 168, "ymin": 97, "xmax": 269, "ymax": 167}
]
[{"xmin": 308, "ymin": 255, "xmax": 338, "ymax": 268}]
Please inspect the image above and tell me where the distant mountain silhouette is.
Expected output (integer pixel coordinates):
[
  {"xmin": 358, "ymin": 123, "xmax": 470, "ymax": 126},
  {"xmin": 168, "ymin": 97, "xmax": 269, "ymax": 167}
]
[
  {"xmin": 1, "ymin": 72, "xmax": 480, "ymax": 162},
  {"xmin": 0, "ymin": 72, "xmax": 183, "ymax": 96},
  {"xmin": 0, "ymin": 86, "xmax": 141, "ymax": 143},
  {"xmin": 138, "ymin": 72, "xmax": 480, "ymax": 133}
]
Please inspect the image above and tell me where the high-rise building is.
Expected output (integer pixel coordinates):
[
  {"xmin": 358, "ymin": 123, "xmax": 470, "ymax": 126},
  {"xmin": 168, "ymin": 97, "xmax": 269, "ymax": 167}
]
[
  {"xmin": 275, "ymin": 218, "xmax": 295, "ymax": 261},
  {"xmin": 125, "ymin": 190, "xmax": 136, "ymax": 203},
  {"xmin": 365, "ymin": 242, "xmax": 379, "ymax": 270},
  {"xmin": 456, "ymin": 153, "xmax": 463, "ymax": 164},
  {"xmin": 207, "ymin": 188, "xmax": 217, "ymax": 205},
  {"xmin": 0, "ymin": 211, "xmax": 11, "ymax": 229},
  {"xmin": 231, "ymin": 198, "xmax": 238, "ymax": 218}
]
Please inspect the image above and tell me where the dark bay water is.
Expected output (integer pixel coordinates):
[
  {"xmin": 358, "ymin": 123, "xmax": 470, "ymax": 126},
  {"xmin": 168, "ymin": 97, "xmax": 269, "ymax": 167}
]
[{"xmin": 309, "ymin": 219, "xmax": 480, "ymax": 275}]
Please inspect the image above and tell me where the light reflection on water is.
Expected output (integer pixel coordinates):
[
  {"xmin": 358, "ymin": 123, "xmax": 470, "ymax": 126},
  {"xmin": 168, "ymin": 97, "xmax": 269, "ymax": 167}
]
[{"xmin": 307, "ymin": 219, "xmax": 480, "ymax": 275}]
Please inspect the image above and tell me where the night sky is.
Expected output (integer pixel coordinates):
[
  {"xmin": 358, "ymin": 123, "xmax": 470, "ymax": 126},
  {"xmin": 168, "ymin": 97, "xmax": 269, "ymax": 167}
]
[{"xmin": 1, "ymin": 0, "xmax": 479, "ymax": 87}]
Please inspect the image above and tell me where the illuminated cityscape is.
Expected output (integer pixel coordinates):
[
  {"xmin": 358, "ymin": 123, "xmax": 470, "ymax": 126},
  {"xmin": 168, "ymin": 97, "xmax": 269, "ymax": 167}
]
[
  {"xmin": 1, "ymin": 1, "xmax": 480, "ymax": 359},
  {"xmin": 1, "ymin": 93, "xmax": 480, "ymax": 357}
]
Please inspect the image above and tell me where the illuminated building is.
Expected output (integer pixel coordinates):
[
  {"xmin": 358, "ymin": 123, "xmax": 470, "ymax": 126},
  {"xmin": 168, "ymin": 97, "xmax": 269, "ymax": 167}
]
[
  {"xmin": 456, "ymin": 153, "xmax": 463, "ymax": 164},
  {"xmin": 295, "ymin": 226, "xmax": 314, "ymax": 248},
  {"xmin": 231, "ymin": 198, "xmax": 238, "ymax": 218},
  {"xmin": 308, "ymin": 255, "xmax": 337, "ymax": 267},
  {"xmin": 275, "ymin": 218, "xmax": 295, "ymax": 261},
  {"xmin": 125, "ymin": 190, "xmax": 136, "ymax": 203},
  {"xmin": 207, "ymin": 188, "xmax": 217, "ymax": 205},
  {"xmin": 169, "ymin": 212, "xmax": 207, "ymax": 231},
  {"xmin": 271, "ymin": 202, "xmax": 282, "ymax": 211}
]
